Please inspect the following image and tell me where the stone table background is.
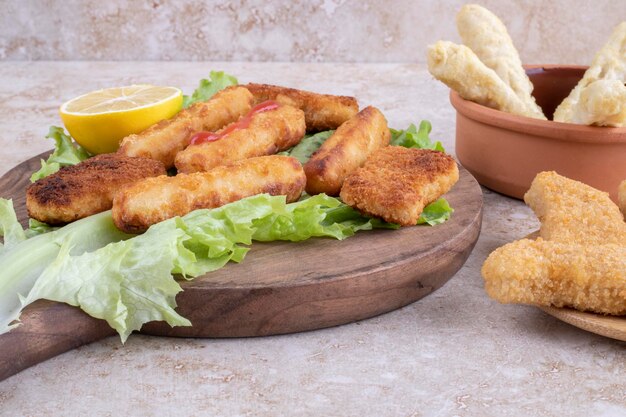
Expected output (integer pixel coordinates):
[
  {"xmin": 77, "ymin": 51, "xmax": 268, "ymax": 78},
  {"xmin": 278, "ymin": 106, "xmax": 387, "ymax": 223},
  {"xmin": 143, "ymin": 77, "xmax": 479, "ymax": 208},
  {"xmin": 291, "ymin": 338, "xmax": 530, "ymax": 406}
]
[{"xmin": 0, "ymin": 61, "xmax": 624, "ymax": 417}]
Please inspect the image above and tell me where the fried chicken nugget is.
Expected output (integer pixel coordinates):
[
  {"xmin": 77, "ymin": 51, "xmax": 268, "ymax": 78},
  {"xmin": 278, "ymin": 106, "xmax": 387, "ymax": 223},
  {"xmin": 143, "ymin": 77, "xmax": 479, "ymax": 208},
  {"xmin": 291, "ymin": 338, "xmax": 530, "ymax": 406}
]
[
  {"xmin": 27, "ymin": 154, "xmax": 166, "ymax": 224},
  {"xmin": 554, "ymin": 22, "xmax": 626, "ymax": 125},
  {"xmin": 524, "ymin": 171, "xmax": 626, "ymax": 245},
  {"xmin": 244, "ymin": 83, "xmax": 358, "ymax": 132},
  {"xmin": 456, "ymin": 4, "xmax": 546, "ymax": 120},
  {"xmin": 340, "ymin": 147, "xmax": 459, "ymax": 226},
  {"xmin": 427, "ymin": 41, "xmax": 539, "ymax": 118},
  {"xmin": 112, "ymin": 155, "xmax": 306, "ymax": 233},
  {"xmin": 482, "ymin": 238, "xmax": 626, "ymax": 315},
  {"xmin": 566, "ymin": 79, "xmax": 626, "ymax": 127},
  {"xmin": 174, "ymin": 104, "xmax": 305, "ymax": 173},
  {"xmin": 304, "ymin": 106, "xmax": 390, "ymax": 196},
  {"xmin": 118, "ymin": 86, "xmax": 254, "ymax": 168}
]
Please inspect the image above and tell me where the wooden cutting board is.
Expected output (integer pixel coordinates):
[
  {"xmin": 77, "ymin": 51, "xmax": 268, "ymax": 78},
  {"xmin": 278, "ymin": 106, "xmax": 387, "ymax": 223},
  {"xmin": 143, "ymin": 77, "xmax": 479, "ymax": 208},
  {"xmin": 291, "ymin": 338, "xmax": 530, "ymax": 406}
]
[{"xmin": 0, "ymin": 152, "xmax": 483, "ymax": 381}]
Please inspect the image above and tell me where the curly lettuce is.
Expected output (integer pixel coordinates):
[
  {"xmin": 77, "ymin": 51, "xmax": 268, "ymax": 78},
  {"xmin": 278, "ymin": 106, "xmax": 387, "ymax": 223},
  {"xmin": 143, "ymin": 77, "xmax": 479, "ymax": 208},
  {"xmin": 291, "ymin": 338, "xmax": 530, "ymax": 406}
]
[{"xmin": 30, "ymin": 126, "xmax": 90, "ymax": 182}]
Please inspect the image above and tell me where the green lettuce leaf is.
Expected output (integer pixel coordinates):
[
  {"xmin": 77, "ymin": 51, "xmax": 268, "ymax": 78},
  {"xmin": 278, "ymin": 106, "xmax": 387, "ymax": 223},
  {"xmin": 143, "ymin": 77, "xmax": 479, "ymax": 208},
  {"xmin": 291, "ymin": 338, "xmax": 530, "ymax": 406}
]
[
  {"xmin": 417, "ymin": 198, "xmax": 454, "ymax": 226},
  {"xmin": 280, "ymin": 131, "xmax": 334, "ymax": 164},
  {"xmin": 25, "ymin": 219, "xmax": 58, "ymax": 238},
  {"xmin": 30, "ymin": 126, "xmax": 90, "ymax": 182},
  {"xmin": 182, "ymin": 71, "xmax": 238, "ymax": 108},
  {"xmin": 0, "ymin": 199, "xmax": 26, "ymax": 250},
  {"xmin": 390, "ymin": 121, "xmax": 445, "ymax": 152}
]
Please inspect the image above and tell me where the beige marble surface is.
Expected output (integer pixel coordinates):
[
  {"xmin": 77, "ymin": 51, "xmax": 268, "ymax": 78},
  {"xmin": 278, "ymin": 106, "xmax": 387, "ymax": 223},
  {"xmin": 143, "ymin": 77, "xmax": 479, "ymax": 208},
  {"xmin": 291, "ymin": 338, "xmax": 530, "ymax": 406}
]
[
  {"xmin": 2, "ymin": 0, "xmax": 625, "ymax": 65},
  {"xmin": 0, "ymin": 62, "xmax": 624, "ymax": 417}
]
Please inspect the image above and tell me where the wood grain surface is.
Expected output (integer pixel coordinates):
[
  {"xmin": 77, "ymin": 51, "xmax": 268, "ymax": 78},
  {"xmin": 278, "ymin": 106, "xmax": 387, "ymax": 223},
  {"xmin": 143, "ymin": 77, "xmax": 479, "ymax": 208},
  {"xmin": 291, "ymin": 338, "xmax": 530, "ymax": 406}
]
[{"xmin": 0, "ymin": 152, "xmax": 483, "ymax": 381}]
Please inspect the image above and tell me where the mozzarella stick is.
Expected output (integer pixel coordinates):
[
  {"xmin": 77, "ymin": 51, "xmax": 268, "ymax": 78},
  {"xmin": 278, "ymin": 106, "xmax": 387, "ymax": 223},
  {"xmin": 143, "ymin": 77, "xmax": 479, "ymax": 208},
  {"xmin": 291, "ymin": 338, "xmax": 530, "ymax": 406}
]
[
  {"xmin": 118, "ymin": 86, "xmax": 254, "ymax": 168},
  {"xmin": 566, "ymin": 79, "xmax": 626, "ymax": 127},
  {"xmin": 482, "ymin": 239, "xmax": 626, "ymax": 315},
  {"xmin": 244, "ymin": 83, "xmax": 359, "ymax": 132},
  {"xmin": 112, "ymin": 155, "xmax": 306, "ymax": 234},
  {"xmin": 303, "ymin": 106, "xmax": 390, "ymax": 196},
  {"xmin": 554, "ymin": 22, "xmax": 626, "ymax": 124},
  {"xmin": 456, "ymin": 4, "xmax": 546, "ymax": 120},
  {"xmin": 427, "ymin": 41, "xmax": 534, "ymax": 118},
  {"xmin": 174, "ymin": 104, "xmax": 305, "ymax": 173}
]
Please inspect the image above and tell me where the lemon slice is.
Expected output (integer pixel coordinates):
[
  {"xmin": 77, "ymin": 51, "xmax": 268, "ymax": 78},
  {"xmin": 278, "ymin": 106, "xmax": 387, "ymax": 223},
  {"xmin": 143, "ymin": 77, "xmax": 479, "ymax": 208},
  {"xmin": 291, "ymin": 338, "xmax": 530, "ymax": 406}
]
[{"xmin": 60, "ymin": 85, "xmax": 182, "ymax": 154}]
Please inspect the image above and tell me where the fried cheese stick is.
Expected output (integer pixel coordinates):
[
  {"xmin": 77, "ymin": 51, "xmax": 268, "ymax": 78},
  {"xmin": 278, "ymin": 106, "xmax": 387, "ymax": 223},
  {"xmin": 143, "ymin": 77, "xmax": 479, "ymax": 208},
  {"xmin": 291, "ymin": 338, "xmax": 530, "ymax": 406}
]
[
  {"xmin": 554, "ymin": 22, "xmax": 626, "ymax": 124},
  {"xmin": 174, "ymin": 104, "xmax": 305, "ymax": 173},
  {"xmin": 27, "ymin": 154, "xmax": 166, "ymax": 224},
  {"xmin": 118, "ymin": 86, "xmax": 254, "ymax": 168},
  {"xmin": 244, "ymin": 83, "xmax": 359, "ymax": 132},
  {"xmin": 524, "ymin": 171, "xmax": 626, "ymax": 245},
  {"xmin": 482, "ymin": 238, "xmax": 626, "ymax": 315},
  {"xmin": 456, "ymin": 4, "xmax": 546, "ymax": 120},
  {"xmin": 340, "ymin": 147, "xmax": 459, "ymax": 226},
  {"xmin": 427, "ymin": 41, "xmax": 536, "ymax": 118},
  {"xmin": 304, "ymin": 106, "xmax": 390, "ymax": 196},
  {"xmin": 566, "ymin": 79, "xmax": 626, "ymax": 127},
  {"xmin": 112, "ymin": 155, "xmax": 306, "ymax": 233},
  {"xmin": 619, "ymin": 179, "xmax": 626, "ymax": 219}
]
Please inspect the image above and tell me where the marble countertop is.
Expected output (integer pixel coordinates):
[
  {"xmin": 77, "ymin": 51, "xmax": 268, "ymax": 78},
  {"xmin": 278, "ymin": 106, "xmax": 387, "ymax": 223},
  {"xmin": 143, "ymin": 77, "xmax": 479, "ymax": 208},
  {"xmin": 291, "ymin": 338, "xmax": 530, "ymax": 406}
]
[{"xmin": 0, "ymin": 62, "xmax": 623, "ymax": 417}]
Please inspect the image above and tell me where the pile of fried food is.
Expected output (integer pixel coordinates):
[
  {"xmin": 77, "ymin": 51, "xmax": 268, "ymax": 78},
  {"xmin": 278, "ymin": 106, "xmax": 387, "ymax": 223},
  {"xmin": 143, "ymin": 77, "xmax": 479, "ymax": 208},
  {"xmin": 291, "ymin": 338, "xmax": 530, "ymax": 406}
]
[
  {"xmin": 428, "ymin": 4, "xmax": 626, "ymax": 127},
  {"xmin": 482, "ymin": 172, "xmax": 626, "ymax": 316},
  {"xmin": 26, "ymin": 84, "xmax": 459, "ymax": 233}
]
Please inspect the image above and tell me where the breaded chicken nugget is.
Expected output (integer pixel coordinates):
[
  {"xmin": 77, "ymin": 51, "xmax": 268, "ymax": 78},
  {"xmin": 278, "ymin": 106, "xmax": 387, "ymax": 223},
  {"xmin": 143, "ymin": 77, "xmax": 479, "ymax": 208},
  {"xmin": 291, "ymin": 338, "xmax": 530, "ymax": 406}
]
[
  {"xmin": 27, "ymin": 154, "xmax": 166, "ymax": 225},
  {"xmin": 118, "ymin": 86, "xmax": 253, "ymax": 168},
  {"xmin": 482, "ymin": 238, "xmax": 626, "ymax": 315},
  {"xmin": 174, "ymin": 104, "xmax": 305, "ymax": 173},
  {"xmin": 566, "ymin": 79, "xmax": 626, "ymax": 127},
  {"xmin": 524, "ymin": 171, "xmax": 626, "ymax": 245},
  {"xmin": 619, "ymin": 179, "xmax": 626, "ymax": 219},
  {"xmin": 427, "ymin": 41, "xmax": 538, "ymax": 119},
  {"xmin": 554, "ymin": 22, "xmax": 626, "ymax": 124},
  {"xmin": 113, "ymin": 155, "xmax": 306, "ymax": 233},
  {"xmin": 304, "ymin": 106, "xmax": 390, "ymax": 196},
  {"xmin": 244, "ymin": 83, "xmax": 358, "ymax": 132},
  {"xmin": 340, "ymin": 147, "xmax": 459, "ymax": 226},
  {"xmin": 456, "ymin": 4, "xmax": 546, "ymax": 119}
]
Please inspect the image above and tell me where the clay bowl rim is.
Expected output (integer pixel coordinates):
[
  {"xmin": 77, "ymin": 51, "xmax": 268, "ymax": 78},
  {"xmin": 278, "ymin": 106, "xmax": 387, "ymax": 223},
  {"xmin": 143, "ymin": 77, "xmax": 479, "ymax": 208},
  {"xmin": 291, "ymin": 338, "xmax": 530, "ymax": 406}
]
[{"xmin": 449, "ymin": 64, "xmax": 626, "ymax": 144}]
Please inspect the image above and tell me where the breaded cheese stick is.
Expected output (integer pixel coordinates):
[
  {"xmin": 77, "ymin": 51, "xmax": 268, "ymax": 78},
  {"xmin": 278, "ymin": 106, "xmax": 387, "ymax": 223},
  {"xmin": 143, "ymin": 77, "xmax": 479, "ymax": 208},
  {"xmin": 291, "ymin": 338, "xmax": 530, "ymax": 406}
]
[
  {"xmin": 566, "ymin": 79, "xmax": 626, "ymax": 127},
  {"xmin": 619, "ymin": 179, "xmax": 626, "ymax": 219},
  {"xmin": 524, "ymin": 171, "xmax": 626, "ymax": 245},
  {"xmin": 554, "ymin": 22, "xmax": 626, "ymax": 124},
  {"xmin": 427, "ymin": 41, "xmax": 535, "ymax": 118},
  {"xmin": 482, "ymin": 238, "xmax": 626, "ymax": 315},
  {"xmin": 244, "ymin": 83, "xmax": 359, "ymax": 132},
  {"xmin": 340, "ymin": 147, "xmax": 459, "ymax": 226},
  {"xmin": 112, "ymin": 155, "xmax": 306, "ymax": 233},
  {"xmin": 174, "ymin": 104, "xmax": 305, "ymax": 173},
  {"xmin": 118, "ymin": 86, "xmax": 254, "ymax": 168},
  {"xmin": 27, "ymin": 154, "xmax": 166, "ymax": 224},
  {"xmin": 304, "ymin": 106, "xmax": 390, "ymax": 196},
  {"xmin": 456, "ymin": 4, "xmax": 546, "ymax": 120}
]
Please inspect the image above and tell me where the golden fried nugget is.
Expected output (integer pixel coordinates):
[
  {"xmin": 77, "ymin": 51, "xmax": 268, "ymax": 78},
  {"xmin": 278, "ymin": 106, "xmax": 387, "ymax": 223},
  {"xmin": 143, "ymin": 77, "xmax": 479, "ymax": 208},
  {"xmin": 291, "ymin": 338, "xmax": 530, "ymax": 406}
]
[
  {"xmin": 427, "ymin": 41, "xmax": 541, "ymax": 119},
  {"xmin": 27, "ymin": 154, "xmax": 166, "ymax": 225},
  {"xmin": 482, "ymin": 238, "xmax": 626, "ymax": 315},
  {"xmin": 112, "ymin": 155, "xmax": 306, "ymax": 233},
  {"xmin": 524, "ymin": 171, "xmax": 626, "ymax": 245},
  {"xmin": 340, "ymin": 147, "xmax": 459, "ymax": 226},
  {"xmin": 244, "ymin": 83, "xmax": 358, "ymax": 132},
  {"xmin": 304, "ymin": 106, "xmax": 390, "ymax": 196},
  {"xmin": 118, "ymin": 86, "xmax": 253, "ymax": 168},
  {"xmin": 174, "ymin": 104, "xmax": 305, "ymax": 173},
  {"xmin": 456, "ymin": 4, "xmax": 546, "ymax": 119},
  {"xmin": 554, "ymin": 22, "xmax": 626, "ymax": 125}
]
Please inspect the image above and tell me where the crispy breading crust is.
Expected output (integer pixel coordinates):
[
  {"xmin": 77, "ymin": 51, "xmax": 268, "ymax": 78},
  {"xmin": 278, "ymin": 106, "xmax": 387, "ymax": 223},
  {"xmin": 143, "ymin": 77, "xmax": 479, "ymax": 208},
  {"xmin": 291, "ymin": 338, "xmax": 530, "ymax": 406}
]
[
  {"xmin": 304, "ymin": 106, "xmax": 390, "ymax": 196},
  {"xmin": 523, "ymin": 171, "xmax": 626, "ymax": 245},
  {"xmin": 26, "ymin": 154, "xmax": 166, "ymax": 224},
  {"xmin": 456, "ymin": 4, "xmax": 546, "ymax": 119},
  {"xmin": 567, "ymin": 79, "xmax": 626, "ymax": 127},
  {"xmin": 482, "ymin": 238, "xmax": 626, "ymax": 315},
  {"xmin": 619, "ymin": 179, "xmax": 626, "ymax": 219},
  {"xmin": 244, "ymin": 83, "xmax": 358, "ymax": 132},
  {"xmin": 340, "ymin": 147, "xmax": 459, "ymax": 226},
  {"xmin": 118, "ymin": 86, "xmax": 253, "ymax": 168},
  {"xmin": 112, "ymin": 155, "xmax": 306, "ymax": 234},
  {"xmin": 174, "ymin": 104, "xmax": 305, "ymax": 173}
]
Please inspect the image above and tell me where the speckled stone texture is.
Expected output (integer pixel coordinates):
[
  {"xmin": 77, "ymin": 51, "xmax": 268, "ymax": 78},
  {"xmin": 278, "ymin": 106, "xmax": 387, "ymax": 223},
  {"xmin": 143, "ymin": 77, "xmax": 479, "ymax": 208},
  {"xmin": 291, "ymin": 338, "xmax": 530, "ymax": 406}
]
[
  {"xmin": 0, "ymin": 62, "xmax": 624, "ymax": 417},
  {"xmin": 1, "ymin": 0, "xmax": 624, "ymax": 64}
]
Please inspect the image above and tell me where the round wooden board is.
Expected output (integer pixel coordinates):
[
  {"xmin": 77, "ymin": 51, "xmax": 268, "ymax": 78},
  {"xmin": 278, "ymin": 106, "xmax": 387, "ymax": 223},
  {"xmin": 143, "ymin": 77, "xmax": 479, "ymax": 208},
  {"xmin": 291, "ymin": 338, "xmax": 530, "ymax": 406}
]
[{"xmin": 0, "ymin": 152, "xmax": 483, "ymax": 380}]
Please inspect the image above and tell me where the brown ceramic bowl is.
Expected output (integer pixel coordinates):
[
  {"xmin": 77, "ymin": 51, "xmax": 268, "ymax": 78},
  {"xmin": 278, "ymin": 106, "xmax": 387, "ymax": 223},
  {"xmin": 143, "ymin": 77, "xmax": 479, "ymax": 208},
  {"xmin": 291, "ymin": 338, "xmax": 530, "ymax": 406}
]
[{"xmin": 452, "ymin": 65, "xmax": 626, "ymax": 202}]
